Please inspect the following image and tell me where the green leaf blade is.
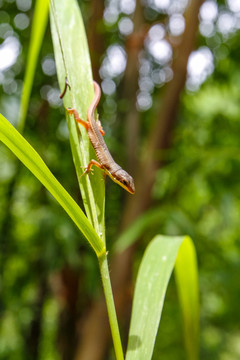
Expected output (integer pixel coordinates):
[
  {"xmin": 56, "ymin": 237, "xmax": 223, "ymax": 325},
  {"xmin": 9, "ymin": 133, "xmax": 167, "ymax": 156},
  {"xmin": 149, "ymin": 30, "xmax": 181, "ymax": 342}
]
[
  {"xmin": 0, "ymin": 113, "xmax": 105, "ymax": 257},
  {"xmin": 126, "ymin": 235, "xmax": 199, "ymax": 360},
  {"xmin": 175, "ymin": 236, "xmax": 199, "ymax": 360},
  {"xmin": 126, "ymin": 235, "xmax": 185, "ymax": 360},
  {"xmin": 114, "ymin": 207, "xmax": 164, "ymax": 253},
  {"xmin": 18, "ymin": 0, "xmax": 49, "ymax": 132},
  {"xmin": 50, "ymin": 0, "xmax": 105, "ymax": 242}
]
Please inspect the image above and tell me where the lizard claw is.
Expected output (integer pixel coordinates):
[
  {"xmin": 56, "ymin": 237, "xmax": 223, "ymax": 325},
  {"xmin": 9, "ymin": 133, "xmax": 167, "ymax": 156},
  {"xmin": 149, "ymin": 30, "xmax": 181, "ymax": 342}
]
[{"xmin": 80, "ymin": 166, "xmax": 94, "ymax": 177}]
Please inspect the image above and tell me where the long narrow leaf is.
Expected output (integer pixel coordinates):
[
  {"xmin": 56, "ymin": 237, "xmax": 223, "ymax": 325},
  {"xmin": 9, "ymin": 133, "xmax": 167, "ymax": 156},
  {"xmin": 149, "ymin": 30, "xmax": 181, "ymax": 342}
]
[
  {"xmin": 126, "ymin": 235, "xmax": 198, "ymax": 360},
  {"xmin": 50, "ymin": 0, "xmax": 105, "ymax": 242},
  {"xmin": 18, "ymin": 0, "xmax": 49, "ymax": 132},
  {"xmin": 175, "ymin": 236, "xmax": 199, "ymax": 360},
  {"xmin": 0, "ymin": 113, "xmax": 105, "ymax": 257},
  {"xmin": 114, "ymin": 207, "xmax": 165, "ymax": 253}
]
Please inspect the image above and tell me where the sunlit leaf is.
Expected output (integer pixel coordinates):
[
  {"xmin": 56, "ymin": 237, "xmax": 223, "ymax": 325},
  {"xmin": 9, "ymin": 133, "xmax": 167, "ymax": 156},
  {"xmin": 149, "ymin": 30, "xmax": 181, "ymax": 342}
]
[
  {"xmin": 0, "ymin": 113, "xmax": 105, "ymax": 257},
  {"xmin": 50, "ymin": 0, "xmax": 105, "ymax": 242},
  {"xmin": 175, "ymin": 236, "xmax": 199, "ymax": 360},
  {"xmin": 18, "ymin": 0, "xmax": 49, "ymax": 132},
  {"xmin": 126, "ymin": 235, "xmax": 199, "ymax": 360},
  {"xmin": 114, "ymin": 207, "xmax": 164, "ymax": 253}
]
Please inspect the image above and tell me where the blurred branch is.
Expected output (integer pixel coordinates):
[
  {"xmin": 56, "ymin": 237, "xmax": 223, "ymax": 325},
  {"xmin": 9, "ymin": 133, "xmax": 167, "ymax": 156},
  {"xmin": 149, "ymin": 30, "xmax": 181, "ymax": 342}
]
[
  {"xmin": 86, "ymin": 0, "xmax": 105, "ymax": 83},
  {"xmin": 27, "ymin": 278, "xmax": 47, "ymax": 360},
  {"xmin": 55, "ymin": 267, "xmax": 80, "ymax": 360},
  {"xmin": 127, "ymin": 0, "xmax": 204, "ymax": 217},
  {"xmin": 122, "ymin": 0, "xmax": 146, "ymax": 174}
]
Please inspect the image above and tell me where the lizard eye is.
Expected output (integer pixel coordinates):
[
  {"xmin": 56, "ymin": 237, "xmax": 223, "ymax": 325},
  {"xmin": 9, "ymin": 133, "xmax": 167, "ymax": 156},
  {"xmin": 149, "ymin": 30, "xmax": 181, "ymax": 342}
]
[{"xmin": 122, "ymin": 180, "xmax": 128, "ymax": 186}]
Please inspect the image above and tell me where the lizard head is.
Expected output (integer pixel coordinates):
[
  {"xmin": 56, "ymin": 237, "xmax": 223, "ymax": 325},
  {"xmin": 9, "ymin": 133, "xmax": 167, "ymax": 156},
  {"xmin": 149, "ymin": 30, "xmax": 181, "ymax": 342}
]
[{"xmin": 110, "ymin": 168, "xmax": 135, "ymax": 194}]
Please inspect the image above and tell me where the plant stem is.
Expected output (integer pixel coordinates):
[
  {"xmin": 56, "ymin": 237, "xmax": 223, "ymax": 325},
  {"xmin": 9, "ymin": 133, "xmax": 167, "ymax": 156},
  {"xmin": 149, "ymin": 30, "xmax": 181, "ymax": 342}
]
[{"xmin": 98, "ymin": 254, "xmax": 124, "ymax": 360}]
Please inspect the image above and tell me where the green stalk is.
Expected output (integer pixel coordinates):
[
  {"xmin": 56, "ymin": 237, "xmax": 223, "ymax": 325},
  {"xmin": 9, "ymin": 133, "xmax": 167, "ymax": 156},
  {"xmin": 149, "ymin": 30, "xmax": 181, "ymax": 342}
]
[{"xmin": 98, "ymin": 254, "xmax": 124, "ymax": 360}]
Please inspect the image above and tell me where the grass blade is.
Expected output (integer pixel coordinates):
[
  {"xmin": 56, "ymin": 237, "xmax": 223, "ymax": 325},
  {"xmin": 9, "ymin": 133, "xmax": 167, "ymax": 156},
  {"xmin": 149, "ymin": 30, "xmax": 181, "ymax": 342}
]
[
  {"xmin": 114, "ymin": 207, "xmax": 164, "ymax": 253},
  {"xmin": 50, "ymin": 0, "xmax": 105, "ymax": 242},
  {"xmin": 126, "ymin": 235, "xmax": 198, "ymax": 360},
  {"xmin": 18, "ymin": 0, "xmax": 49, "ymax": 132},
  {"xmin": 175, "ymin": 236, "xmax": 199, "ymax": 360},
  {"xmin": 0, "ymin": 113, "xmax": 105, "ymax": 257}
]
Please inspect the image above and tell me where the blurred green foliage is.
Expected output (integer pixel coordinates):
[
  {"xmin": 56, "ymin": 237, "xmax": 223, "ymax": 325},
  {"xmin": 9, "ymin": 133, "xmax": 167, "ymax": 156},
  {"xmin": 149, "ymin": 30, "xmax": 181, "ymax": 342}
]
[{"xmin": 1, "ymin": 0, "xmax": 240, "ymax": 359}]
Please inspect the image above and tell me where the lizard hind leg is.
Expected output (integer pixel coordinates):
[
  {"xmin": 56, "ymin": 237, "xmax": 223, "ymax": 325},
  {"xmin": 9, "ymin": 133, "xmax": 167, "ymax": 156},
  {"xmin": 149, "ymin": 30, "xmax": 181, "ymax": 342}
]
[
  {"xmin": 66, "ymin": 107, "xmax": 89, "ymax": 131},
  {"xmin": 96, "ymin": 114, "xmax": 105, "ymax": 136}
]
